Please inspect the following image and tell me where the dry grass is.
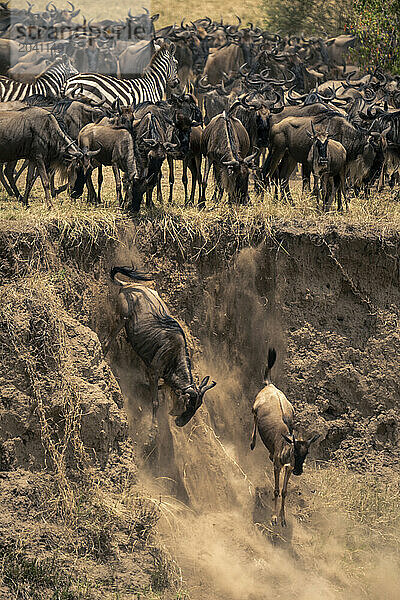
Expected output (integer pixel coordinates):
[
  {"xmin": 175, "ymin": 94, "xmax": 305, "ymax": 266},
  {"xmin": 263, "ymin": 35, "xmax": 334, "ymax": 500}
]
[
  {"xmin": 308, "ymin": 463, "xmax": 400, "ymax": 554},
  {"xmin": 2, "ymin": 165, "xmax": 400, "ymax": 260},
  {"xmin": 11, "ymin": 0, "xmax": 262, "ymax": 26},
  {"xmin": 301, "ymin": 463, "xmax": 400, "ymax": 591},
  {"xmin": 0, "ymin": 194, "xmax": 125, "ymax": 239}
]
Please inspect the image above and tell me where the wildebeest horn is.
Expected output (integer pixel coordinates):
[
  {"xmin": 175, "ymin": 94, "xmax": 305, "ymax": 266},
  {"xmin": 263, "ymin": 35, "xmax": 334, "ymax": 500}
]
[
  {"xmin": 83, "ymin": 148, "xmax": 101, "ymax": 157},
  {"xmin": 143, "ymin": 138, "xmax": 158, "ymax": 147},
  {"xmin": 67, "ymin": 1, "xmax": 75, "ymax": 12},
  {"xmin": 239, "ymin": 63, "xmax": 250, "ymax": 77},
  {"xmin": 163, "ymin": 142, "xmax": 178, "ymax": 151},
  {"xmin": 197, "ymin": 76, "xmax": 212, "ymax": 91},
  {"xmin": 376, "ymin": 71, "xmax": 387, "ymax": 87},
  {"xmin": 128, "ymin": 8, "xmax": 132, "ymax": 18},
  {"xmin": 65, "ymin": 140, "xmax": 80, "ymax": 153},
  {"xmin": 271, "ymin": 95, "xmax": 284, "ymax": 113},
  {"xmin": 307, "ymin": 434, "xmax": 320, "ymax": 446},
  {"xmin": 363, "ymin": 86, "xmax": 377, "ymax": 102},
  {"xmin": 142, "ymin": 5, "xmax": 150, "ymax": 14},
  {"xmin": 244, "ymin": 151, "xmax": 257, "ymax": 164},
  {"xmin": 242, "ymin": 94, "xmax": 259, "ymax": 108},
  {"xmin": 311, "ymin": 121, "xmax": 317, "ymax": 137},
  {"xmin": 226, "ymin": 24, "xmax": 238, "ymax": 35},
  {"xmin": 345, "ymin": 70, "xmax": 359, "ymax": 87},
  {"xmin": 322, "ymin": 86, "xmax": 335, "ymax": 101},
  {"xmin": 199, "ymin": 376, "xmax": 217, "ymax": 394},
  {"xmin": 223, "ymin": 159, "xmax": 239, "ymax": 166}
]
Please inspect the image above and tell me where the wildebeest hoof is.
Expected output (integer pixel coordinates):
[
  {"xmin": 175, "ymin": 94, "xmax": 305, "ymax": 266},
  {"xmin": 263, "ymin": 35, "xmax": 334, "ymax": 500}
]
[
  {"xmin": 281, "ymin": 518, "xmax": 287, "ymax": 527},
  {"xmin": 271, "ymin": 516, "xmax": 278, "ymax": 526},
  {"xmin": 250, "ymin": 441, "xmax": 255, "ymax": 450}
]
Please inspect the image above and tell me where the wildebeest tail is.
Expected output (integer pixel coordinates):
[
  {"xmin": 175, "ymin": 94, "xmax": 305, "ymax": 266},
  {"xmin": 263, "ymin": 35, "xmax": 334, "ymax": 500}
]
[
  {"xmin": 262, "ymin": 149, "xmax": 273, "ymax": 178},
  {"xmin": 264, "ymin": 347, "xmax": 277, "ymax": 382},
  {"xmin": 110, "ymin": 266, "xmax": 153, "ymax": 284}
]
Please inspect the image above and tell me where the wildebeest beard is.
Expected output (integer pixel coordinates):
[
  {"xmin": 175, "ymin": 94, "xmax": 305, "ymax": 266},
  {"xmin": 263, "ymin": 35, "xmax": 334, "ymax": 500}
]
[{"xmin": 315, "ymin": 139, "xmax": 328, "ymax": 165}]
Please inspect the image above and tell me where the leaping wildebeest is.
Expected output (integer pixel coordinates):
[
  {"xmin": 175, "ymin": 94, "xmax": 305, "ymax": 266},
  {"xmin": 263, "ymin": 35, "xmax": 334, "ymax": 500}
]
[
  {"xmin": 250, "ymin": 348, "xmax": 320, "ymax": 527},
  {"xmin": 103, "ymin": 266, "xmax": 216, "ymax": 429}
]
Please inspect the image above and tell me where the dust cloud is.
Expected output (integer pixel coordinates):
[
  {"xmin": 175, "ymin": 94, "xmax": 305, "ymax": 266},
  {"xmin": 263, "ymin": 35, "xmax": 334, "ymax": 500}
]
[{"xmin": 109, "ymin": 244, "xmax": 400, "ymax": 600}]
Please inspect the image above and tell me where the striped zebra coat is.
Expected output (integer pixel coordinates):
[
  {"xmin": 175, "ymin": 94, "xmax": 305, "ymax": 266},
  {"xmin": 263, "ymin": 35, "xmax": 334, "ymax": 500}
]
[
  {"xmin": 63, "ymin": 43, "xmax": 180, "ymax": 108},
  {"xmin": 0, "ymin": 55, "xmax": 78, "ymax": 102}
]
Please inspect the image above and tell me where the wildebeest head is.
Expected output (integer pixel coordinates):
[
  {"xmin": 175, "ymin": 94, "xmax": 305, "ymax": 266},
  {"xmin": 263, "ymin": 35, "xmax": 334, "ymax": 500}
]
[
  {"xmin": 175, "ymin": 376, "xmax": 217, "ymax": 427},
  {"xmin": 282, "ymin": 433, "xmax": 320, "ymax": 475},
  {"xmin": 171, "ymin": 92, "xmax": 203, "ymax": 128},
  {"xmin": 69, "ymin": 146, "xmax": 101, "ymax": 199},
  {"xmin": 110, "ymin": 100, "xmax": 140, "ymax": 133},
  {"xmin": 222, "ymin": 152, "xmax": 258, "ymax": 202},
  {"xmin": 125, "ymin": 7, "xmax": 159, "ymax": 41}
]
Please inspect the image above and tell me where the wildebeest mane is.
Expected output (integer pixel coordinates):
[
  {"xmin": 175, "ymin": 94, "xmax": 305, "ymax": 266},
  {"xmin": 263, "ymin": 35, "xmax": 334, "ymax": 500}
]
[
  {"xmin": 25, "ymin": 94, "xmax": 59, "ymax": 108},
  {"xmin": 134, "ymin": 100, "xmax": 169, "ymax": 113},
  {"xmin": 224, "ymin": 113, "xmax": 240, "ymax": 160}
]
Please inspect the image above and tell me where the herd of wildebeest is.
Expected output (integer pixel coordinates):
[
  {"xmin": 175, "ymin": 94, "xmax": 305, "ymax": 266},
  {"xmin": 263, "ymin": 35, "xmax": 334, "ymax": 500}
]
[
  {"xmin": 2, "ymin": 4, "xmax": 396, "ymax": 525},
  {"xmin": 0, "ymin": 3, "xmax": 398, "ymax": 212}
]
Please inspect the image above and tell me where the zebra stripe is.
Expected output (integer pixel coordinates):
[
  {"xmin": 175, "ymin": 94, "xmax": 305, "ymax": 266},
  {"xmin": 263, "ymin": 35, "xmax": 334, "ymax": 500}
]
[
  {"xmin": 0, "ymin": 57, "xmax": 78, "ymax": 102},
  {"xmin": 63, "ymin": 44, "xmax": 179, "ymax": 108}
]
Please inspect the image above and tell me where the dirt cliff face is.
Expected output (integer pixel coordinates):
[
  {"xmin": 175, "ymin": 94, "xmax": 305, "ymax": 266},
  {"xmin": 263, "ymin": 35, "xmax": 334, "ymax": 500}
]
[
  {"xmin": 126, "ymin": 223, "xmax": 400, "ymax": 474},
  {"xmin": 106, "ymin": 221, "xmax": 400, "ymax": 600},
  {"xmin": 0, "ymin": 280, "xmax": 128, "ymax": 472},
  {"xmin": 0, "ymin": 218, "xmax": 399, "ymax": 599}
]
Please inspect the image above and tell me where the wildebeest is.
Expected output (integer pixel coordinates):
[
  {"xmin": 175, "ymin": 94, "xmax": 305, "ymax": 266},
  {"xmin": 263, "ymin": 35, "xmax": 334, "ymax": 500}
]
[
  {"xmin": 129, "ymin": 103, "xmax": 176, "ymax": 212},
  {"xmin": 181, "ymin": 125, "xmax": 203, "ymax": 205},
  {"xmin": 2, "ymin": 95, "xmax": 108, "ymax": 198},
  {"xmin": 263, "ymin": 110, "xmax": 380, "ymax": 201},
  {"xmin": 325, "ymin": 35, "xmax": 356, "ymax": 65},
  {"xmin": 117, "ymin": 39, "xmax": 156, "ymax": 78},
  {"xmin": 200, "ymin": 110, "xmax": 255, "ymax": 205},
  {"xmin": 103, "ymin": 266, "xmax": 216, "ymax": 429},
  {"xmin": 165, "ymin": 92, "xmax": 203, "ymax": 202},
  {"xmin": 0, "ymin": 106, "xmax": 84, "ymax": 206},
  {"xmin": 307, "ymin": 123, "xmax": 347, "ymax": 210},
  {"xmin": 202, "ymin": 42, "xmax": 247, "ymax": 85},
  {"xmin": 250, "ymin": 349, "xmax": 320, "ymax": 527},
  {"xmin": 73, "ymin": 116, "xmax": 138, "ymax": 205}
]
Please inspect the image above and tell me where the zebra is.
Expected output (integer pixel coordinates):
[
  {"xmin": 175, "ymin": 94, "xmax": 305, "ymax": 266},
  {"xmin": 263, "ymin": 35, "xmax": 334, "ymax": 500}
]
[
  {"xmin": 63, "ymin": 43, "xmax": 180, "ymax": 108},
  {"xmin": 0, "ymin": 55, "xmax": 78, "ymax": 102}
]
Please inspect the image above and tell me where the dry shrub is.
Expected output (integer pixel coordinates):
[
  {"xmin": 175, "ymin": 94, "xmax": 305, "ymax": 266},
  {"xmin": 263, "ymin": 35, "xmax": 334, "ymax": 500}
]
[
  {"xmin": 307, "ymin": 463, "xmax": 400, "ymax": 558},
  {"xmin": 262, "ymin": 0, "xmax": 352, "ymax": 36}
]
